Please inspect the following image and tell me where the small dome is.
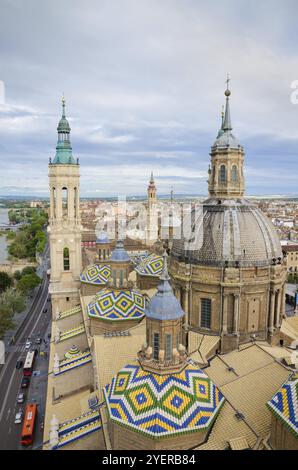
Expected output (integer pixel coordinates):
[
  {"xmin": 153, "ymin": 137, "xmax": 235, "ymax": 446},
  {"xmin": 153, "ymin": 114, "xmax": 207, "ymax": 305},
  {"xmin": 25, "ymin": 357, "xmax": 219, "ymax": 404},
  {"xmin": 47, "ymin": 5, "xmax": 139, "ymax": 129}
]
[
  {"xmin": 64, "ymin": 345, "xmax": 81, "ymax": 360},
  {"xmin": 172, "ymin": 198, "xmax": 282, "ymax": 268},
  {"xmin": 146, "ymin": 250, "xmax": 184, "ymax": 321},
  {"xmin": 104, "ymin": 362, "xmax": 225, "ymax": 438},
  {"xmin": 212, "ymin": 130, "xmax": 240, "ymax": 149},
  {"xmin": 87, "ymin": 288, "xmax": 145, "ymax": 321},
  {"xmin": 146, "ymin": 278, "xmax": 184, "ymax": 321},
  {"xmin": 110, "ymin": 239, "xmax": 130, "ymax": 263},
  {"xmin": 57, "ymin": 116, "xmax": 70, "ymax": 133},
  {"xmin": 96, "ymin": 231, "xmax": 110, "ymax": 244},
  {"xmin": 80, "ymin": 264, "xmax": 111, "ymax": 285}
]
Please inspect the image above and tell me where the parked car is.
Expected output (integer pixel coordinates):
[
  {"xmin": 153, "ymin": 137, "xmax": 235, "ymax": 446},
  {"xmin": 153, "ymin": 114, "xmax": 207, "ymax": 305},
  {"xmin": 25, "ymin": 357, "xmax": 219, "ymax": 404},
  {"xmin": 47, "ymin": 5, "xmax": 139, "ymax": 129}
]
[
  {"xmin": 43, "ymin": 308, "xmax": 47, "ymax": 313},
  {"xmin": 21, "ymin": 377, "xmax": 30, "ymax": 389},
  {"xmin": 35, "ymin": 337, "xmax": 41, "ymax": 345},
  {"xmin": 17, "ymin": 392, "xmax": 25, "ymax": 404},
  {"xmin": 14, "ymin": 410, "xmax": 23, "ymax": 424},
  {"xmin": 25, "ymin": 340, "xmax": 31, "ymax": 350},
  {"xmin": 16, "ymin": 360, "xmax": 23, "ymax": 369}
]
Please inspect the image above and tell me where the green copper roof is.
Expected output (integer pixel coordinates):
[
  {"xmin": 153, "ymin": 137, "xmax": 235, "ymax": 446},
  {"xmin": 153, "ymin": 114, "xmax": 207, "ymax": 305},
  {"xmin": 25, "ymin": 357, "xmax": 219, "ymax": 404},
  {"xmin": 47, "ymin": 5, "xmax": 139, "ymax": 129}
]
[{"xmin": 53, "ymin": 97, "xmax": 76, "ymax": 165}]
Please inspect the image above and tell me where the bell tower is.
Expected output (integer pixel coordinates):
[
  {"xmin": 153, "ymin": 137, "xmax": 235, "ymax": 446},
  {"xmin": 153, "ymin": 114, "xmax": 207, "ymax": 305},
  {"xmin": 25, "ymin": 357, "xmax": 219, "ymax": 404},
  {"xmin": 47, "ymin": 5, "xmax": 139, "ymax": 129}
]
[
  {"xmin": 208, "ymin": 78, "xmax": 245, "ymax": 199},
  {"xmin": 145, "ymin": 172, "xmax": 158, "ymax": 245},
  {"xmin": 48, "ymin": 97, "xmax": 82, "ymax": 314}
]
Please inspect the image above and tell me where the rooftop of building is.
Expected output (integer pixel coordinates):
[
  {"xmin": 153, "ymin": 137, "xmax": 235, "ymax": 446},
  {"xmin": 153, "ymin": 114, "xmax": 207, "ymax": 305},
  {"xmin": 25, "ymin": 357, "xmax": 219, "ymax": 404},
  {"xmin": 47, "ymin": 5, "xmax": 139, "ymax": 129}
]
[
  {"xmin": 267, "ymin": 377, "xmax": 298, "ymax": 438},
  {"xmin": 193, "ymin": 343, "xmax": 291, "ymax": 449},
  {"xmin": 134, "ymin": 253, "xmax": 163, "ymax": 277},
  {"xmin": 87, "ymin": 288, "xmax": 146, "ymax": 322},
  {"xmin": 80, "ymin": 264, "xmax": 111, "ymax": 286},
  {"xmin": 104, "ymin": 360, "xmax": 225, "ymax": 438}
]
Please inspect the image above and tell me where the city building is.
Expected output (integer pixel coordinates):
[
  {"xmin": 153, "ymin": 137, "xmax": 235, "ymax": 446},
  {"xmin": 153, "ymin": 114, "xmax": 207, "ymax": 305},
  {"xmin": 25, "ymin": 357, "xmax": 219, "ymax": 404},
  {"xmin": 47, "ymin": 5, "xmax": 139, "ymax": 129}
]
[{"xmin": 44, "ymin": 93, "xmax": 297, "ymax": 451}]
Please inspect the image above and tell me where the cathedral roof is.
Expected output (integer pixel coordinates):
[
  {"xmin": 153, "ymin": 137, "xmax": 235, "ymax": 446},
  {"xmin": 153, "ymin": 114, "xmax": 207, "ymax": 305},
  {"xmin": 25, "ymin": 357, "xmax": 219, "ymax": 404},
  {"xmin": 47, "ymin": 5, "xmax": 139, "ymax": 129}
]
[
  {"xmin": 104, "ymin": 362, "xmax": 225, "ymax": 438},
  {"xmin": 267, "ymin": 378, "xmax": 298, "ymax": 438},
  {"xmin": 134, "ymin": 253, "xmax": 163, "ymax": 277},
  {"xmin": 146, "ymin": 251, "xmax": 185, "ymax": 321},
  {"xmin": 87, "ymin": 288, "xmax": 145, "ymax": 321},
  {"xmin": 171, "ymin": 199, "xmax": 282, "ymax": 268},
  {"xmin": 80, "ymin": 264, "xmax": 111, "ymax": 285}
]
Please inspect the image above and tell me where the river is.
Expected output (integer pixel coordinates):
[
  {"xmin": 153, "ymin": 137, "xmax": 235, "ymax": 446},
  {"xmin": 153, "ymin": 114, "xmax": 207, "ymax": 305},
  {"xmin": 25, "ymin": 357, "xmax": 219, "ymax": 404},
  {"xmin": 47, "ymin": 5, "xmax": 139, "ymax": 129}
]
[{"xmin": 0, "ymin": 207, "xmax": 9, "ymax": 263}]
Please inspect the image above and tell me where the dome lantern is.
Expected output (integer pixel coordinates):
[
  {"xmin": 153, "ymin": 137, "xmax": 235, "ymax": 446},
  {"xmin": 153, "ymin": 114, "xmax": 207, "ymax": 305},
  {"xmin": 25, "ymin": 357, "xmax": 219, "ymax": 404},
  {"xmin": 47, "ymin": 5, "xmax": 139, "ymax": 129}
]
[
  {"xmin": 208, "ymin": 77, "xmax": 245, "ymax": 199},
  {"xmin": 53, "ymin": 96, "xmax": 76, "ymax": 165}
]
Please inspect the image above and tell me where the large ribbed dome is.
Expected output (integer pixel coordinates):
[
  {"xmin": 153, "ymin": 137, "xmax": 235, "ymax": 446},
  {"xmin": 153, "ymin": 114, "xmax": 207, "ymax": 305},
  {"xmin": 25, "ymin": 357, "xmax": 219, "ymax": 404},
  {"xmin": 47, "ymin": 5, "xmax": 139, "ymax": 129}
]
[{"xmin": 172, "ymin": 198, "xmax": 282, "ymax": 268}]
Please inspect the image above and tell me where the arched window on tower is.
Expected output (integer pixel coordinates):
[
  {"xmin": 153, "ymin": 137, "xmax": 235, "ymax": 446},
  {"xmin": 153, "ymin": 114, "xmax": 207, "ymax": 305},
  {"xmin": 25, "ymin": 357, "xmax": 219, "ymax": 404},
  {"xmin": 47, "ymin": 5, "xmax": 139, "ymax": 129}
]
[
  {"xmin": 63, "ymin": 247, "xmax": 70, "ymax": 271},
  {"xmin": 52, "ymin": 187, "xmax": 56, "ymax": 218},
  {"xmin": 62, "ymin": 187, "xmax": 68, "ymax": 217},
  {"xmin": 219, "ymin": 165, "xmax": 226, "ymax": 184},
  {"xmin": 232, "ymin": 165, "xmax": 238, "ymax": 183}
]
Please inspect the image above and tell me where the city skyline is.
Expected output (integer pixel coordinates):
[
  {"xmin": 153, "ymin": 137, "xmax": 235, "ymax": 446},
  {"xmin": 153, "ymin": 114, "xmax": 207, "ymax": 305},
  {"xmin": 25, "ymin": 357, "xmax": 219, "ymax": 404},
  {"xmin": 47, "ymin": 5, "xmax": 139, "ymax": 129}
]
[{"xmin": 1, "ymin": 0, "xmax": 298, "ymax": 197}]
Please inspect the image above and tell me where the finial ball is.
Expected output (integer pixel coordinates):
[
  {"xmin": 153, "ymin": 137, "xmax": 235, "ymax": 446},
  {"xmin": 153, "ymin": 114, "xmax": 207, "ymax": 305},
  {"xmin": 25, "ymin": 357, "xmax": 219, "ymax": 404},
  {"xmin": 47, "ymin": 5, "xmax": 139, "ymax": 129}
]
[{"xmin": 225, "ymin": 89, "xmax": 231, "ymax": 97}]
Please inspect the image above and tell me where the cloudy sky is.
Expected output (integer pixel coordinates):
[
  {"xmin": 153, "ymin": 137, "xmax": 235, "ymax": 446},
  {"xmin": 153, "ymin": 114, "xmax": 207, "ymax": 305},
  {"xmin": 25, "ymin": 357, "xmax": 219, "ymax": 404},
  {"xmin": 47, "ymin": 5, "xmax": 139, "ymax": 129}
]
[{"xmin": 0, "ymin": 0, "xmax": 298, "ymax": 197}]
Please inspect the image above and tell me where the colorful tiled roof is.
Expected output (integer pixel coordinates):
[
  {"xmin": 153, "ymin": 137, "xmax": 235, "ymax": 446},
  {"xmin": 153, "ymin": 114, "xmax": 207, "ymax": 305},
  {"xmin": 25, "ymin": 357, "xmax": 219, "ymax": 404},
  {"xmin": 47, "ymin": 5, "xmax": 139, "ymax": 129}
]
[
  {"xmin": 55, "ymin": 352, "xmax": 92, "ymax": 376},
  {"xmin": 87, "ymin": 289, "xmax": 145, "ymax": 322},
  {"xmin": 104, "ymin": 362, "xmax": 225, "ymax": 438},
  {"xmin": 54, "ymin": 410, "xmax": 101, "ymax": 449},
  {"xmin": 64, "ymin": 345, "xmax": 81, "ymax": 360},
  {"xmin": 267, "ymin": 378, "xmax": 298, "ymax": 438},
  {"xmin": 80, "ymin": 264, "xmax": 111, "ymax": 285},
  {"xmin": 135, "ymin": 253, "xmax": 163, "ymax": 277}
]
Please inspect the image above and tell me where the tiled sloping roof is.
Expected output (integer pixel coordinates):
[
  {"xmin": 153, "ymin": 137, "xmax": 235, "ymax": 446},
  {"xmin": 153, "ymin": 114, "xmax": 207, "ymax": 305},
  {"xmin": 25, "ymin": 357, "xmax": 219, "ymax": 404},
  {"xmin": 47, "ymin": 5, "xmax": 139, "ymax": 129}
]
[
  {"xmin": 80, "ymin": 264, "xmax": 111, "ymax": 285},
  {"xmin": 135, "ymin": 254, "xmax": 163, "ymax": 277},
  {"xmin": 59, "ymin": 324, "xmax": 85, "ymax": 342},
  {"xmin": 87, "ymin": 288, "xmax": 145, "ymax": 321},
  {"xmin": 54, "ymin": 410, "xmax": 101, "ymax": 449},
  {"xmin": 104, "ymin": 362, "xmax": 225, "ymax": 438},
  {"xmin": 54, "ymin": 352, "xmax": 92, "ymax": 376},
  {"xmin": 267, "ymin": 379, "xmax": 298, "ymax": 438},
  {"xmin": 58, "ymin": 305, "xmax": 82, "ymax": 320}
]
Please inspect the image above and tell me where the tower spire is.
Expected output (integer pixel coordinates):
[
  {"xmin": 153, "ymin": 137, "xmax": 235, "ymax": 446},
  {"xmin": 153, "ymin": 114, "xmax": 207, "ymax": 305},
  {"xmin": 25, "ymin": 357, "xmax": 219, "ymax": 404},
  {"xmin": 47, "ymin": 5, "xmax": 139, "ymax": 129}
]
[
  {"xmin": 61, "ymin": 94, "xmax": 66, "ymax": 118},
  {"xmin": 222, "ymin": 75, "xmax": 232, "ymax": 131}
]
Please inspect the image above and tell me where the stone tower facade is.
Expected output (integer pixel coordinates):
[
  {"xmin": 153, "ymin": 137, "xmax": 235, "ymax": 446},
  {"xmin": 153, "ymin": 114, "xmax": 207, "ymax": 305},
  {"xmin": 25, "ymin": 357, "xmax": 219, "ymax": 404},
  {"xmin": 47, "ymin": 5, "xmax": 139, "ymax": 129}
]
[
  {"xmin": 170, "ymin": 84, "xmax": 286, "ymax": 353},
  {"xmin": 48, "ymin": 98, "xmax": 82, "ymax": 315},
  {"xmin": 145, "ymin": 172, "xmax": 158, "ymax": 245}
]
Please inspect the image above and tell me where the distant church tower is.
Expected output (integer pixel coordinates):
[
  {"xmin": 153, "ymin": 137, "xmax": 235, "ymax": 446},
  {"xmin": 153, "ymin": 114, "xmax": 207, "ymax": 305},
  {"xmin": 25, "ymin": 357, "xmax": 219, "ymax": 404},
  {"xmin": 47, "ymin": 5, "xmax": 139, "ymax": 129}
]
[
  {"xmin": 48, "ymin": 98, "xmax": 82, "ymax": 314},
  {"xmin": 147, "ymin": 171, "xmax": 157, "ymax": 204},
  {"xmin": 145, "ymin": 172, "xmax": 158, "ymax": 245}
]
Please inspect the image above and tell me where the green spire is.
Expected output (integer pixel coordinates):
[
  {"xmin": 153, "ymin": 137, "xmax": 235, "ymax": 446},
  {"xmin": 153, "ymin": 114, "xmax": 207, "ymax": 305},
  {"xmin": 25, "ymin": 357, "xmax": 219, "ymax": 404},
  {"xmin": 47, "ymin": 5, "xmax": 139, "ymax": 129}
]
[{"xmin": 53, "ymin": 97, "xmax": 76, "ymax": 165}]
